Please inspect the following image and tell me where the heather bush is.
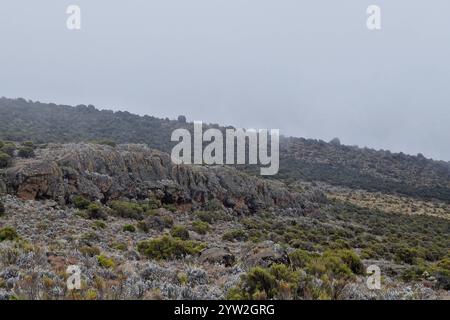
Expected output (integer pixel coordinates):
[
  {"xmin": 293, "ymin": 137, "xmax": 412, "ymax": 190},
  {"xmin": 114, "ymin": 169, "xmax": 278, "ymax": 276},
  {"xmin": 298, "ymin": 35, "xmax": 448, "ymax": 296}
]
[
  {"xmin": 17, "ymin": 146, "xmax": 35, "ymax": 158},
  {"xmin": 110, "ymin": 200, "xmax": 144, "ymax": 219},
  {"xmin": 123, "ymin": 224, "xmax": 136, "ymax": 233},
  {"xmin": 0, "ymin": 227, "xmax": 19, "ymax": 242},
  {"xmin": 171, "ymin": 225, "xmax": 190, "ymax": 240},
  {"xmin": 137, "ymin": 236, "xmax": 206, "ymax": 260},
  {"xmin": 222, "ymin": 229, "xmax": 248, "ymax": 242},
  {"xmin": 0, "ymin": 152, "xmax": 11, "ymax": 168},
  {"xmin": 97, "ymin": 255, "xmax": 115, "ymax": 268},
  {"xmin": 72, "ymin": 195, "xmax": 91, "ymax": 210},
  {"xmin": 192, "ymin": 221, "xmax": 210, "ymax": 235}
]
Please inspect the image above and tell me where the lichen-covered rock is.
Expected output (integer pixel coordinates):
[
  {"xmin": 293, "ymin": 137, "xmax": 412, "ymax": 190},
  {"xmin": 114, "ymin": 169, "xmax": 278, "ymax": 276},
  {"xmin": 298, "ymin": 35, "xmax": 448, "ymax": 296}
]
[
  {"xmin": 243, "ymin": 241, "xmax": 290, "ymax": 268},
  {"xmin": 5, "ymin": 143, "xmax": 312, "ymax": 213},
  {"xmin": 199, "ymin": 247, "xmax": 236, "ymax": 267}
]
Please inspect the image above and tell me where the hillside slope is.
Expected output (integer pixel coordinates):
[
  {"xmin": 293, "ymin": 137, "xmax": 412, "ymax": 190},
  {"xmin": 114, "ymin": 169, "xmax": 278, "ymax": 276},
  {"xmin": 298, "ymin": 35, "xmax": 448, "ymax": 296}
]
[{"xmin": 1, "ymin": 97, "xmax": 450, "ymax": 201}]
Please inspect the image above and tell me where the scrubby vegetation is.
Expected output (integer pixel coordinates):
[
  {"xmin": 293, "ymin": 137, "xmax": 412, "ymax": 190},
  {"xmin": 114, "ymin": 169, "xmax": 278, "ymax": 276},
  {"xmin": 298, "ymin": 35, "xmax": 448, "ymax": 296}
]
[
  {"xmin": 109, "ymin": 200, "xmax": 144, "ymax": 220},
  {"xmin": 0, "ymin": 152, "xmax": 11, "ymax": 168},
  {"xmin": 122, "ymin": 224, "xmax": 136, "ymax": 233},
  {"xmin": 0, "ymin": 227, "xmax": 19, "ymax": 242},
  {"xmin": 0, "ymin": 98, "xmax": 449, "ymax": 300},
  {"xmin": 191, "ymin": 221, "xmax": 210, "ymax": 235},
  {"xmin": 2, "ymin": 98, "xmax": 450, "ymax": 202},
  {"xmin": 170, "ymin": 226, "xmax": 190, "ymax": 240},
  {"xmin": 137, "ymin": 236, "xmax": 206, "ymax": 260},
  {"xmin": 97, "ymin": 254, "xmax": 115, "ymax": 269},
  {"xmin": 222, "ymin": 229, "xmax": 248, "ymax": 242},
  {"xmin": 72, "ymin": 195, "xmax": 91, "ymax": 210},
  {"xmin": 17, "ymin": 146, "xmax": 34, "ymax": 158}
]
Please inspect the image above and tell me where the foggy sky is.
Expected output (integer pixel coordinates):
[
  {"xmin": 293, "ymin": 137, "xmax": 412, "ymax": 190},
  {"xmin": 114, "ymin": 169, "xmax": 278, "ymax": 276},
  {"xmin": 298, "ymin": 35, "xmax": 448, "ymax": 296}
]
[{"xmin": 1, "ymin": 1, "xmax": 450, "ymax": 160}]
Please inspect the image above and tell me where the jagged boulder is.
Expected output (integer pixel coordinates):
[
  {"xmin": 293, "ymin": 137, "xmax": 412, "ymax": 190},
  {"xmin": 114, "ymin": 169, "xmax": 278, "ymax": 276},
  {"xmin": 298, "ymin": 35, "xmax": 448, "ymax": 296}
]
[
  {"xmin": 243, "ymin": 241, "xmax": 290, "ymax": 268},
  {"xmin": 4, "ymin": 143, "xmax": 311, "ymax": 212},
  {"xmin": 199, "ymin": 247, "xmax": 236, "ymax": 267}
]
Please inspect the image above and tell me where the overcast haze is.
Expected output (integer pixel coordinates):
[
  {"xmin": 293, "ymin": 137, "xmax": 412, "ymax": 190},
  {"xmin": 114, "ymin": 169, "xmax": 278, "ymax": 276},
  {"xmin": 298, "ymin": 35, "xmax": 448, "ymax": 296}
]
[{"xmin": 1, "ymin": 1, "xmax": 450, "ymax": 160}]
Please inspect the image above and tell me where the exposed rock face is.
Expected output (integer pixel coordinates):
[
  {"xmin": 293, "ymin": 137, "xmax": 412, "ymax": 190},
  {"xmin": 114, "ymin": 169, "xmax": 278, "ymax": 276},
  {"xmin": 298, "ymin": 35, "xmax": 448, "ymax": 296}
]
[
  {"xmin": 243, "ymin": 241, "xmax": 290, "ymax": 268},
  {"xmin": 199, "ymin": 247, "xmax": 236, "ymax": 267},
  {"xmin": 5, "ymin": 143, "xmax": 313, "ymax": 212}
]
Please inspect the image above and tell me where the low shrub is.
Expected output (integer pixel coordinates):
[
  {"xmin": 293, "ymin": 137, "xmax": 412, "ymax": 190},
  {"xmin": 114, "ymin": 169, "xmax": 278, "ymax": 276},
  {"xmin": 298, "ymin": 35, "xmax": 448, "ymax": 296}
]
[
  {"xmin": 97, "ymin": 255, "xmax": 115, "ymax": 269},
  {"xmin": 72, "ymin": 195, "xmax": 91, "ymax": 210},
  {"xmin": 137, "ymin": 236, "xmax": 206, "ymax": 260},
  {"xmin": 17, "ymin": 146, "xmax": 35, "ymax": 158},
  {"xmin": 196, "ymin": 211, "xmax": 226, "ymax": 224},
  {"xmin": 110, "ymin": 200, "xmax": 144, "ymax": 220},
  {"xmin": 0, "ymin": 152, "xmax": 11, "ymax": 168},
  {"xmin": 86, "ymin": 203, "xmax": 107, "ymax": 220},
  {"xmin": 170, "ymin": 225, "xmax": 190, "ymax": 240},
  {"xmin": 21, "ymin": 141, "xmax": 34, "ymax": 148},
  {"xmin": 92, "ymin": 220, "xmax": 106, "ymax": 230},
  {"xmin": 79, "ymin": 246, "xmax": 101, "ymax": 257},
  {"xmin": 123, "ymin": 224, "xmax": 136, "ymax": 233},
  {"xmin": 192, "ymin": 221, "xmax": 210, "ymax": 235},
  {"xmin": 0, "ymin": 142, "xmax": 15, "ymax": 157},
  {"xmin": 111, "ymin": 242, "xmax": 127, "ymax": 251},
  {"xmin": 227, "ymin": 264, "xmax": 302, "ymax": 300},
  {"xmin": 222, "ymin": 229, "xmax": 248, "ymax": 242},
  {"xmin": 0, "ymin": 227, "xmax": 19, "ymax": 242},
  {"xmin": 289, "ymin": 249, "xmax": 314, "ymax": 269}
]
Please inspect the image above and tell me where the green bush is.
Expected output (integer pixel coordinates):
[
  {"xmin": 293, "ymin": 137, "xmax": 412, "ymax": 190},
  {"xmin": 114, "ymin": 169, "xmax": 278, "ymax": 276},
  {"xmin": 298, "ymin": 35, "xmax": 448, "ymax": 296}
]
[
  {"xmin": 430, "ymin": 258, "xmax": 450, "ymax": 290},
  {"xmin": 305, "ymin": 250, "xmax": 361, "ymax": 279},
  {"xmin": 92, "ymin": 220, "xmax": 106, "ymax": 230},
  {"xmin": 137, "ymin": 220, "xmax": 149, "ymax": 233},
  {"xmin": 137, "ymin": 235, "xmax": 206, "ymax": 260},
  {"xmin": 0, "ymin": 143, "xmax": 15, "ymax": 157},
  {"xmin": 123, "ymin": 224, "xmax": 136, "ymax": 233},
  {"xmin": 163, "ymin": 204, "xmax": 177, "ymax": 212},
  {"xmin": 337, "ymin": 250, "xmax": 365, "ymax": 275},
  {"xmin": 395, "ymin": 246, "xmax": 419, "ymax": 265},
  {"xmin": 192, "ymin": 221, "xmax": 210, "ymax": 235},
  {"xmin": 79, "ymin": 246, "xmax": 101, "ymax": 257},
  {"xmin": 0, "ymin": 152, "xmax": 11, "ymax": 168},
  {"xmin": 147, "ymin": 196, "xmax": 162, "ymax": 209},
  {"xmin": 86, "ymin": 203, "xmax": 107, "ymax": 220},
  {"xmin": 162, "ymin": 216, "xmax": 174, "ymax": 228},
  {"xmin": 73, "ymin": 195, "xmax": 91, "ymax": 210},
  {"xmin": 17, "ymin": 146, "xmax": 35, "ymax": 158},
  {"xmin": 196, "ymin": 211, "xmax": 225, "ymax": 224},
  {"xmin": 222, "ymin": 229, "xmax": 248, "ymax": 242},
  {"xmin": 21, "ymin": 141, "xmax": 34, "ymax": 148},
  {"xmin": 289, "ymin": 249, "xmax": 314, "ymax": 269},
  {"xmin": 97, "ymin": 254, "xmax": 115, "ymax": 268},
  {"xmin": 111, "ymin": 242, "xmax": 127, "ymax": 251},
  {"xmin": 228, "ymin": 264, "xmax": 302, "ymax": 300},
  {"xmin": 110, "ymin": 200, "xmax": 144, "ymax": 220},
  {"xmin": 171, "ymin": 225, "xmax": 190, "ymax": 240},
  {"xmin": 204, "ymin": 199, "xmax": 223, "ymax": 211},
  {"xmin": 0, "ymin": 227, "xmax": 19, "ymax": 242}
]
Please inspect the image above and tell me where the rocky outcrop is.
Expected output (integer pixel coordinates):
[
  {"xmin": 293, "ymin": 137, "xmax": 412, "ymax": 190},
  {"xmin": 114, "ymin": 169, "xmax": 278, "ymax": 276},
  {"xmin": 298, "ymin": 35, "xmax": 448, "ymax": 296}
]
[
  {"xmin": 199, "ymin": 247, "xmax": 236, "ymax": 267},
  {"xmin": 4, "ymin": 143, "xmax": 315, "ymax": 212},
  {"xmin": 243, "ymin": 241, "xmax": 290, "ymax": 268}
]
